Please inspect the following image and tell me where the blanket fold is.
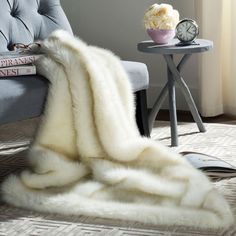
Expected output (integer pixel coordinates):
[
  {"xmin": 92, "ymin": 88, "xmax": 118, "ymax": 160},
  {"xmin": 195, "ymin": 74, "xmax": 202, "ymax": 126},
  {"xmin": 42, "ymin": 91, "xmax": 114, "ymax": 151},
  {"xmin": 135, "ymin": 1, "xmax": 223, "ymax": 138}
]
[{"xmin": 1, "ymin": 30, "xmax": 234, "ymax": 229}]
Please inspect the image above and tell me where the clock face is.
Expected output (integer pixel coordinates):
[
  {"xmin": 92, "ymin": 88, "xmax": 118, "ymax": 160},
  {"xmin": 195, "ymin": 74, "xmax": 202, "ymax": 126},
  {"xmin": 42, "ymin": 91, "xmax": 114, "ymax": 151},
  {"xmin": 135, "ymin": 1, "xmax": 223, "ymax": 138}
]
[{"xmin": 176, "ymin": 19, "xmax": 199, "ymax": 43}]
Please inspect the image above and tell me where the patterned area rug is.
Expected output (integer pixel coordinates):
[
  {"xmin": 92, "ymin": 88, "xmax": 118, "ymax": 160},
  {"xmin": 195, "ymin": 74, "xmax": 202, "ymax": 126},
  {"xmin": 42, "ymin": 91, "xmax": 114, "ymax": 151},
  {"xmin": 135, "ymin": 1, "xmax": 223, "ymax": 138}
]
[{"xmin": 0, "ymin": 118, "xmax": 236, "ymax": 236}]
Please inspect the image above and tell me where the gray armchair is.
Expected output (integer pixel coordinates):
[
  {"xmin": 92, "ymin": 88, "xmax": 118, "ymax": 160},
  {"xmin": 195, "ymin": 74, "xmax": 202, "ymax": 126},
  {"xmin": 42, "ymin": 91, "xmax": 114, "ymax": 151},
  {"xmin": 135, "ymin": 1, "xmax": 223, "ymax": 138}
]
[{"xmin": 0, "ymin": 0, "xmax": 150, "ymax": 136}]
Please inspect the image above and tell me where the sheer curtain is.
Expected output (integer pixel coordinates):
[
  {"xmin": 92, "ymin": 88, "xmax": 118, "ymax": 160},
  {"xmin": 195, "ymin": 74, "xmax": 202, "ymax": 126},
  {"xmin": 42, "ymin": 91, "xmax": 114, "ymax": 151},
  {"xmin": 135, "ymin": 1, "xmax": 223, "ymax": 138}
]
[{"xmin": 195, "ymin": 0, "xmax": 236, "ymax": 117}]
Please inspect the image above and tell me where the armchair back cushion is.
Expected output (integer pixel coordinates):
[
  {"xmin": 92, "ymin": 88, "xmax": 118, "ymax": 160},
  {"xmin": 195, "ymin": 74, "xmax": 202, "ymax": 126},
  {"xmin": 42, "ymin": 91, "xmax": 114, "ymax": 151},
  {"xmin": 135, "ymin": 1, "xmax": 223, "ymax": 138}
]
[{"xmin": 0, "ymin": 0, "xmax": 72, "ymax": 52}]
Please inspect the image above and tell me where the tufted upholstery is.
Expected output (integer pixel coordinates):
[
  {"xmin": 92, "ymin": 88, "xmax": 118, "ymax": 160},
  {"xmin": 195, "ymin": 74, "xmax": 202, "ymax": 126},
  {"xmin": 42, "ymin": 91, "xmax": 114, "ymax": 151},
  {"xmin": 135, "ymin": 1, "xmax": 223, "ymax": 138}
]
[
  {"xmin": 0, "ymin": 0, "xmax": 72, "ymax": 52},
  {"xmin": 0, "ymin": 0, "xmax": 149, "ymax": 130}
]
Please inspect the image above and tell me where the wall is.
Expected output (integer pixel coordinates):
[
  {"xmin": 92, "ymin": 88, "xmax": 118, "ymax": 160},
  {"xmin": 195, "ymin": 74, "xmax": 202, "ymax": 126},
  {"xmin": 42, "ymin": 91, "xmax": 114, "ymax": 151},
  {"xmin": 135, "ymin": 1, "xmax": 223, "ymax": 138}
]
[{"xmin": 61, "ymin": 0, "xmax": 198, "ymax": 110}]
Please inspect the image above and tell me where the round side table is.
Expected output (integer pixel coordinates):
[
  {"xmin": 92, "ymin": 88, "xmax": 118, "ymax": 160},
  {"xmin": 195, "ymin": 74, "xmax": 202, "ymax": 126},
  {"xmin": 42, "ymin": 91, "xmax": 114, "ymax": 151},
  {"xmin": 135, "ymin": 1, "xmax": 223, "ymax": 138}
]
[{"xmin": 138, "ymin": 38, "xmax": 213, "ymax": 147}]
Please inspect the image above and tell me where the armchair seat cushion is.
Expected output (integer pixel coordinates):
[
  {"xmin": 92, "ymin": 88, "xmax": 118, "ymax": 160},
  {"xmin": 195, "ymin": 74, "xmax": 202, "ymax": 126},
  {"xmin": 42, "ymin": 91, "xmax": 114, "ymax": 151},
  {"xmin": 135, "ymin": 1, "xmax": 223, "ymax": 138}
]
[
  {"xmin": 0, "ymin": 75, "xmax": 47, "ymax": 124},
  {"xmin": 0, "ymin": 61, "xmax": 149, "ymax": 124},
  {"xmin": 121, "ymin": 61, "xmax": 149, "ymax": 92}
]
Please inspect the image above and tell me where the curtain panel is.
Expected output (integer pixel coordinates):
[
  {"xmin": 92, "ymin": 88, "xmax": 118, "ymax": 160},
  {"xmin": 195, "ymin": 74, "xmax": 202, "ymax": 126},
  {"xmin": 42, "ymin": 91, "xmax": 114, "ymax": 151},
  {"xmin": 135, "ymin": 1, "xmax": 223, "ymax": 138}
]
[{"xmin": 195, "ymin": 0, "xmax": 236, "ymax": 117}]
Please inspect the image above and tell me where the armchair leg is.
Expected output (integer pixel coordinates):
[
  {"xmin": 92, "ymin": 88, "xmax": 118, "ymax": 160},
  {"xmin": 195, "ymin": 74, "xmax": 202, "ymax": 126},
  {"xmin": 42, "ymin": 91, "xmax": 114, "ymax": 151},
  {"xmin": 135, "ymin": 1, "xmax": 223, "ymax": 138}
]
[{"xmin": 135, "ymin": 90, "xmax": 150, "ymax": 137}]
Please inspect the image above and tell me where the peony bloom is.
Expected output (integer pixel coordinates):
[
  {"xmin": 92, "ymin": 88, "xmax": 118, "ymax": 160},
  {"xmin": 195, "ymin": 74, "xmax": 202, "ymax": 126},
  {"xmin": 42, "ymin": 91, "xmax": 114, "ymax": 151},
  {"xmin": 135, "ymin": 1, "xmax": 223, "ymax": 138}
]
[{"xmin": 144, "ymin": 3, "xmax": 180, "ymax": 30}]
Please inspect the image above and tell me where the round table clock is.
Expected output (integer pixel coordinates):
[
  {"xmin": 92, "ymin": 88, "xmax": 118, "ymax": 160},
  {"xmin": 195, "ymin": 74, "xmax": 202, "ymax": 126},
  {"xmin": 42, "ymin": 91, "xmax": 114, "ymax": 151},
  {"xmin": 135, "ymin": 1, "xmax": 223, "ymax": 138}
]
[{"xmin": 176, "ymin": 18, "xmax": 199, "ymax": 45}]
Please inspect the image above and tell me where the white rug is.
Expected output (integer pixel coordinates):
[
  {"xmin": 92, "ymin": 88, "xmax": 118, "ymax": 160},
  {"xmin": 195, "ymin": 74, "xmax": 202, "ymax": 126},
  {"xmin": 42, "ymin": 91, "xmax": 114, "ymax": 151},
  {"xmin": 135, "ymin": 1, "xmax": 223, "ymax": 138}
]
[
  {"xmin": 0, "ymin": 119, "xmax": 236, "ymax": 235},
  {"xmin": 152, "ymin": 121, "xmax": 236, "ymax": 166}
]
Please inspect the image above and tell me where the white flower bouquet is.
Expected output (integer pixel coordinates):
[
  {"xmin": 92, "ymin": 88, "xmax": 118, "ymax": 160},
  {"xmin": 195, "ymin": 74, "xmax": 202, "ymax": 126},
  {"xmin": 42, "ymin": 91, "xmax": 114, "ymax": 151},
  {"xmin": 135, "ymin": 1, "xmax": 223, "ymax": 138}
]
[
  {"xmin": 144, "ymin": 3, "xmax": 180, "ymax": 44},
  {"xmin": 144, "ymin": 3, "xmax": 179, "ymax": 30}
]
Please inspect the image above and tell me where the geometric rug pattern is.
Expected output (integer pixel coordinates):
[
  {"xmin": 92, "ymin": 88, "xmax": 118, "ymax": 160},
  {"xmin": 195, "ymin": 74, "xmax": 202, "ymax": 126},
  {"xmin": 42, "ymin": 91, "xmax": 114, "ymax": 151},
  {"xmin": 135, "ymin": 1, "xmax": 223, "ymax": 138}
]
[{"xmin": 0, "ymin": 118, "xmax": 236, "ymax": 236}]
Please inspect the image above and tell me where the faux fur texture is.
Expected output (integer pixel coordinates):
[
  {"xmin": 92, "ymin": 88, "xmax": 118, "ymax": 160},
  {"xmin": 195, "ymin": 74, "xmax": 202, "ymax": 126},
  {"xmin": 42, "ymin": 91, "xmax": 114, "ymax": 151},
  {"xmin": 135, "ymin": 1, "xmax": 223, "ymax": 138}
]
[{"xmin": 1, "ymin": 30, "xmax": 234, "ymax": 229}]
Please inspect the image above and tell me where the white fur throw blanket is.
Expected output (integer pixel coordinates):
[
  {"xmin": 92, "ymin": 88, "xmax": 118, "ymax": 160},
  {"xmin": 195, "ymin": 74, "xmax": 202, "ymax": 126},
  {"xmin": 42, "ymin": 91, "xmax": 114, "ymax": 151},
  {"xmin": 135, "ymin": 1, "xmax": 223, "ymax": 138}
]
[{"xmin": 1, "ymin": 30, "xmax": 234, "ymax": 229}]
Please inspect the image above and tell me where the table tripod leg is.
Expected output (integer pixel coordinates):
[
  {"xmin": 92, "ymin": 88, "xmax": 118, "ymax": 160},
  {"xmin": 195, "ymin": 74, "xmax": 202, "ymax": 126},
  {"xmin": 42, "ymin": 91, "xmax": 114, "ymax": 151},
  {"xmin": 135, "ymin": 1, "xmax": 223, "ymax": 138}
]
[
  {"xmin": 164, "ymin": 55, "xmax": 206, "ymax": 133},
  {"xmin": 148, "ymin": 82, "xmax": 168, "ymax": 131},
  {"xmin": 175, "ymin": 77, "xmax": 206, "ymax": 132},
  {"xmin": 167, "ymin": 56, "xmax": 178, "ymax": 147}
]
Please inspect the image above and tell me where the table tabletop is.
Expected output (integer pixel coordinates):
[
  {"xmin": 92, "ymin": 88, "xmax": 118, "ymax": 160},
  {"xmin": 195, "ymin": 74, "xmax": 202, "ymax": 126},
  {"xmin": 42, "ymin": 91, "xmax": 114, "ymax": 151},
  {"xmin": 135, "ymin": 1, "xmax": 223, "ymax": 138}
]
[{"xmin": 137, "ymin": 39, "xmax": 213, "ymax": 55}]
